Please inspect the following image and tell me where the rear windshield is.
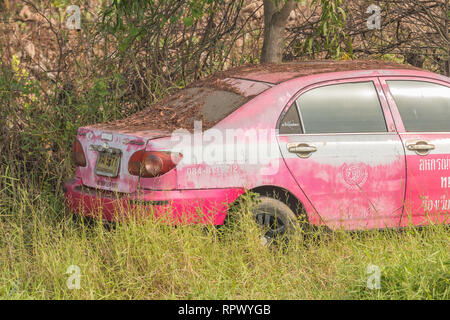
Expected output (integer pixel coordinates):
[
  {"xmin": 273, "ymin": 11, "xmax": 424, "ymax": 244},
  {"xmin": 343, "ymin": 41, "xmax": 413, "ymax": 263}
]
[
  {"xmin": 170, "ymin": 87, "xmax": 249, "ymax": 124},
  {"xmin": 92, "ymin": 87, "xmax": 250, "ymax": 133}
]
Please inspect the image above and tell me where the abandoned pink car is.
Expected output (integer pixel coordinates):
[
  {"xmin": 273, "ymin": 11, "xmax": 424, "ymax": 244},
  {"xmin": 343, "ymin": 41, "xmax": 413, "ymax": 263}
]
[{"xmin": 65, "ymin": 60, "xmax": 450, "ymax": 237}]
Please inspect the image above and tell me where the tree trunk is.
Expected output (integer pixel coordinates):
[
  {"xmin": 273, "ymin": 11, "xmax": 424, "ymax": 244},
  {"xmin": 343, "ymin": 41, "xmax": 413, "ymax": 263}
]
[{"xmin": 260, "ymin": 0, "xmax": 296, "ymax": 64}]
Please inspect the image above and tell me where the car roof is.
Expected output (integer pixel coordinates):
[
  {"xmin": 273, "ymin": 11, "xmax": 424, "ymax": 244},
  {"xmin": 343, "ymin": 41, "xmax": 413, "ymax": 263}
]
[{"xmin": 202, "ymin": 60, "xmax": 422, "ymax": 85}]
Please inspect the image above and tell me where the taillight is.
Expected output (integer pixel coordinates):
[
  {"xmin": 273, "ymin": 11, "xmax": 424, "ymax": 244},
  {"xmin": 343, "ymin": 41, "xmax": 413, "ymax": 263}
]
[
  {"xmin": 128, "ymin": 151, "xmax": 182, "ymax": 178},
  {"xmin": 73, "ymin": 139, "xmax": 87, "ymax": 167}
]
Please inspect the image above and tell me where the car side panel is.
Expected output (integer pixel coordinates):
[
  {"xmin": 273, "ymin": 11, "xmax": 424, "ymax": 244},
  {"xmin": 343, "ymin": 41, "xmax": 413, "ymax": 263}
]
[
  {"xmin": 279, "ymin": 134, "xmax": 406, "ymax": 230},
  {"xmin": 146, "ymin": 133, "xmax": 324, "ymax": 226}
]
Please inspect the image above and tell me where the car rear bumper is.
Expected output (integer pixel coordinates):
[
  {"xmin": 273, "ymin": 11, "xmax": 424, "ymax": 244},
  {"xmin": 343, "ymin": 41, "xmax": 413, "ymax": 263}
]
[{"xmin": 64, "ymin": 178, "xmax": 245, "ymax": 224}]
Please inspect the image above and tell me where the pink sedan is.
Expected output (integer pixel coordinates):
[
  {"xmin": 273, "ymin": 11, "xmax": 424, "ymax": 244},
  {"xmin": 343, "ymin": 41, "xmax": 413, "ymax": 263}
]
[{"xmin": 65, "ymin": 60, "xmax": 450, "ymax": 238}]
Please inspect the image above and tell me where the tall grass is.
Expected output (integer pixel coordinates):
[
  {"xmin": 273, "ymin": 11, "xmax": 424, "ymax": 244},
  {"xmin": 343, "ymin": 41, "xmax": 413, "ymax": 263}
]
[{"xmin": 0, "ymin": 174, "xmax": 448, "ymax": 300}]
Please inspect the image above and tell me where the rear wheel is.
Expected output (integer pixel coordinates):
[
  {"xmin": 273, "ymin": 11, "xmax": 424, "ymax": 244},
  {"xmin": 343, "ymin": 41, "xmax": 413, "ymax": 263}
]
[{"xmin": 252, "ymin": 196, "xmax": 298, "ymax": 244}]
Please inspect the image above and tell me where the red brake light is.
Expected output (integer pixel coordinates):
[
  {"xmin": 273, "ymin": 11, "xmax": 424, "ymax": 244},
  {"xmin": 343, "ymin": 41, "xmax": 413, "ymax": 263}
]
[
  {"xmin": 128, "ymin": 151, "xmax": 182, "ymax": 178},
  {"xmin": 73, "ymin": 139, "xmax": 87, "ymax": 167}
]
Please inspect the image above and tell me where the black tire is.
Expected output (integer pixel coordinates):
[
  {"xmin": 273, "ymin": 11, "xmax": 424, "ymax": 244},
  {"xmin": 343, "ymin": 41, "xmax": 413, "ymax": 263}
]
[{"xmin": 252, "ymin": 196, "xmax": 298, "ymax": 242}]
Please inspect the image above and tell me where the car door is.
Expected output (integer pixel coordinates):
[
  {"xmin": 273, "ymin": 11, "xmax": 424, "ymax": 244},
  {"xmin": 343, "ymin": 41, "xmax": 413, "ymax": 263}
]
[
  {"xmin": 277, "ymin": 78, "xmax": 406, "ymax": 230},
  {"xmin": 380, "ymin": 77, "xmax": 450, "ymax": 227}
]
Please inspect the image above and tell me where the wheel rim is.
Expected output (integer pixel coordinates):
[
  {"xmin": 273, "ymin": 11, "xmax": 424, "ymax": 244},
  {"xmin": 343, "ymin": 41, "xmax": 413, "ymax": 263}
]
[{"xmin": 255, "ymin": 210, "xmax": 286, "ymax": 237}]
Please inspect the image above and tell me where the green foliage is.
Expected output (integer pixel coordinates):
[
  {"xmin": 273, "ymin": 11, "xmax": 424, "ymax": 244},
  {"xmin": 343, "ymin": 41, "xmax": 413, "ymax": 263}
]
[
  {"xmin": 304, "ymin": 0, "xmax": 351, "ymax": 59},
  {"xmin": 0, "ymin": 55, "xmax": 131, "ymax": 186},
  {"xmin": 102, "ymin": 0, "xmax": 218, "ymax": 51}
]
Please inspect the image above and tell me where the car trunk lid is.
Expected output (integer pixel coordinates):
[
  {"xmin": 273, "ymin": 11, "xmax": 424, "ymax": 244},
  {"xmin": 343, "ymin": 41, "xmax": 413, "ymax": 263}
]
[{"xmin": 76, "ymin": 127, "xmax": 170, "ymax": 194}]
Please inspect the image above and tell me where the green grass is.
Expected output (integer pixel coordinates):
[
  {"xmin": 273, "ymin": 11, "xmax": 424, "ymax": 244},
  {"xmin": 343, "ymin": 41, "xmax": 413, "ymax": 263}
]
[{"xmin": 0, "ymin": 175, "xmax": 448, "ymax": 300}]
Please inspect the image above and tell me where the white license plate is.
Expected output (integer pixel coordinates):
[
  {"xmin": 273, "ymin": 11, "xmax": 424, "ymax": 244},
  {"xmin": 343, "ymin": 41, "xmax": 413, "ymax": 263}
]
[{"xmin": 95, "ymin": 152, "xmax": 121, "ymax": 178}]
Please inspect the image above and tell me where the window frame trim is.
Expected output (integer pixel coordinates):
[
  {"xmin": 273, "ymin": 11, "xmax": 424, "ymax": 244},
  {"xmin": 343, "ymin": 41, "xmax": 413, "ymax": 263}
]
[
  {"xmin": 295, "ymin": 100, "xmax": 306, "ymax": 133},
  {"xmin": 277, "ymin": 77, "xmax": 395, "ymax": 136}
]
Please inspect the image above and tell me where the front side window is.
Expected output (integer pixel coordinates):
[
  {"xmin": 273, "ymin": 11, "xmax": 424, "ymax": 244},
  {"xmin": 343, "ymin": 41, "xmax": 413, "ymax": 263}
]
[
  {"xmin": 387, "ymin": 80, "xmax": 450, "ymax": 132},
  {"xmin": 296, "ymin": 82, "xmax": 387, "ymax": 134}
]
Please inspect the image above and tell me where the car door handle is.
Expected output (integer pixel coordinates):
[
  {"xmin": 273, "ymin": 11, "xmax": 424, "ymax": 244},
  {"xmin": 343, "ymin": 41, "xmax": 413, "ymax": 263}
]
[
  {"xmin": 406, "ymin": 141, "xmax": 435, "ymax": 156},
  {"xmin": 287, "ymin": 143, "xmax": 317, "ymax": 158}
]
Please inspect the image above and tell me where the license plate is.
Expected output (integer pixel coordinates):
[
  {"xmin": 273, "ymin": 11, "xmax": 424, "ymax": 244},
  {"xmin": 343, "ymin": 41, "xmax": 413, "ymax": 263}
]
[{"xmin": 95, "ymin": 152, "xmax": 121, "ymax": 178}]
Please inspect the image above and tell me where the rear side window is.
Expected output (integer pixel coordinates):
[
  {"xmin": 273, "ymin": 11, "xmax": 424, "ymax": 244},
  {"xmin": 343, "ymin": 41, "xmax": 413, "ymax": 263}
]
[
  {"xmin": 279, "ymin": 102, "xmax": 303, "ymax": 134},
  {"xmin": 296, "ymin": 82, "xmax": 387, "ymax": 134},
  {"xmin": 387, "ymin": 81, "xmax": 450, "ymax": 132}
]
